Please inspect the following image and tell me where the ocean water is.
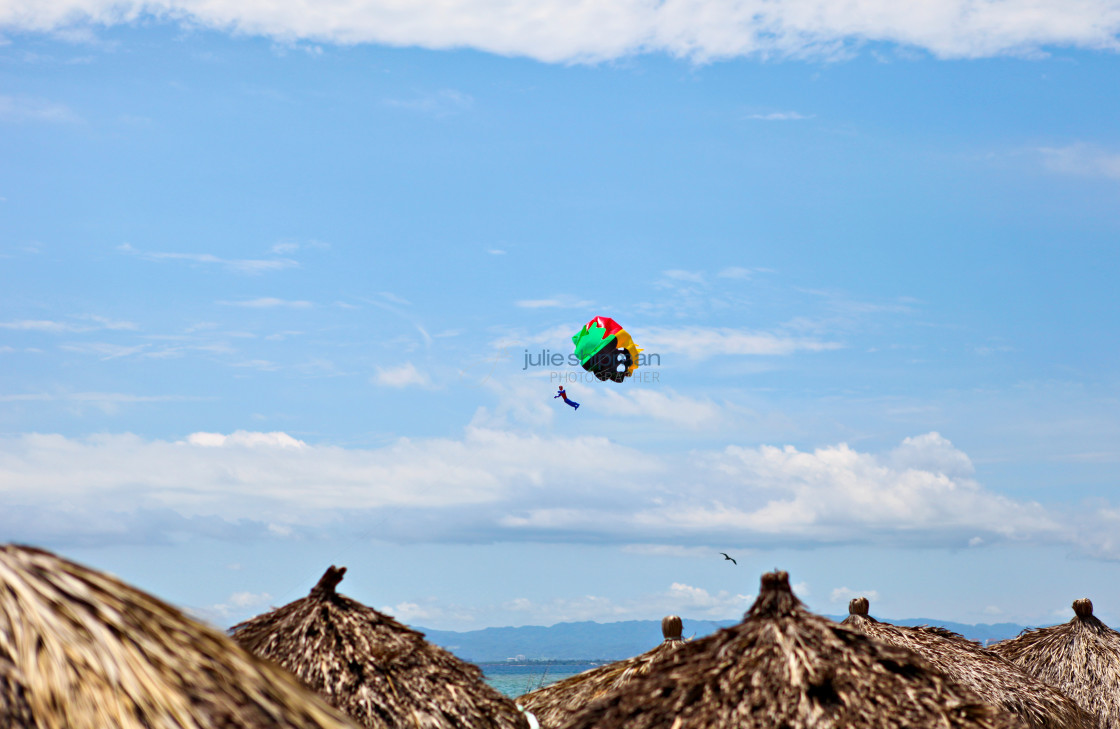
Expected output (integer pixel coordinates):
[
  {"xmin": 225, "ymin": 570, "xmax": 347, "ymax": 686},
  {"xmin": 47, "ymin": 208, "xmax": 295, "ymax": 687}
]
[{"xmin": 482, "ymin": 662, "xmax": 601, "ymax": 698}]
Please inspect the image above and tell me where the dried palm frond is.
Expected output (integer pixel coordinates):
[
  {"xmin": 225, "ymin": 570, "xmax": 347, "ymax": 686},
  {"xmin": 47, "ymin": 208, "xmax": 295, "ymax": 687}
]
[
  {"xmin": 562, "ymin": 571, "xmax": 1007, "ymax": 729},
  {"xmin": 517, "ymin": 615, "xmax": 685, "ymax": 728},
  {"xmin": 991, "ymin": 598, "xmax": 1120, "ymax": 729},
  {"xmin": 0, "ymin": 544, "xmax": 358, "ymax": 729},
  {"xmin": 231, "ymin": 565, "xmax": 529, "ymax": 729},
  {"xmin": 844, "ymin": 596, "xmax": 1094, "ymax": 729}
]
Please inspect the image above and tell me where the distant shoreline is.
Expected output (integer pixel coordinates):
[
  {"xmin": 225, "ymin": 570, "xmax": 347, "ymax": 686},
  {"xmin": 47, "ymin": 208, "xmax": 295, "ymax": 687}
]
[
  {"xmin": 476, "ymin": 659, "xmax": 608, "ymax": 666},
  {"xmin": 420, "ymin": 616, "xmax": 1032, "ymax": 664}
]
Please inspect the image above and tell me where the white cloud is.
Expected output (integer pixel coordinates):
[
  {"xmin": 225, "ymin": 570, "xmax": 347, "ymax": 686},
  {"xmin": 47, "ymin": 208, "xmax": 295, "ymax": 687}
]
[
  {"xmin": 117, "ymin": 243, "xmax": 298, "ymax": 275},
  {"xmin": 0, "ymin": 427, "xmax": 659, "ymax": 546},
  {"xmin": 219, "ymin": 297, "xmax": 314, "ymax": 308},
  {"xmin": 0, "ymin": 240, "xmax": 42, "ymax": 259},
  {"xmin": 1037, "ymin": 144, "xmax": 1120, "ymax": 180},
  {"xmin": 138, "ymin": 338, "xmax": 237, "ymax": 360},
  {"xmin": 82, "ymin": 314, "xmax": 138, "ymax": 330},
  {"xmin": 0, "ymin": 94, "xmax": 80, "ymax": 123},
  {"xmin": 497, "ymin": 583, "xmax": 752, "ymax": 624},
  {"xmin": 591, "ymin": 388, "xmax": 726, "ymax": 430},
  {"xmin": 620, "ymin": 544, "xmax": 718, "ymax": 559},
  {"xmin": 504, "ymin": 597, "xmax": 534, "ymax": 612},
  {"xmin": 264, "ymin": 330, "xmax": 304, "ymax": 341},
  {"xmin": 374, "ymin": 362, "xmax": 432, "ymax": 388},
  {"xmin": 229, "ymin": 358, "xmax": 279, "ymax": 370},
  {"xmin": 623, "ymin": 433, "xmax": 1064, "ymax": 552},
  {"xmin": 489, "ymin": 323, "xmax": 576, "ymax": 351},
  {"xmin": 664, "ymin": 582, "xmax": 753, "ymax": 615},
  {"xmin": 1, "ymin": 428, "xmax": 1105, "ymax": 557},
  {"xmin": 887, "ymin": 432, "xmax": 975, "ymax": 479},
  {"xmin": 0, "ymin": 391, "xmax": 203, "ymax": 415},
  {"xmin": 468, "ymin": 379, "xmax": 556, "ymax": 429},
  {"xmin": 269, "ymin": 240, "xmax": 328, "ymax": 254},
  {"xmin": 500, "ymin": 594, "xmax": 632, "ymax": 622},
  {"xmin": 193, "ymin": 591, "xmax": 274, "ymax": 625},
  {"xmin": 47, "ymin": 25, "xmax": 111, "ymax": 46},
  {"xmin": 0, "ymin": 319, "xmax": 79, "ymax": 332},
  {"xmin": 59, "ymin": 342, "xmax": 150, "ymax": 359},
  {"xmin": 515, "ymin": 295, "xmax": 594, "ymax": 309},
  {"xmin": 379, "ymin": 291, "xmax": 411, "ymax": 306},
  {"xmin": 379, "ymin": 599, "xmax": 479, "ymax": 624},
  {"xmin": 642, "ymin": 326, "xmax": 843, "ymax": 358},
  {"xmin": 384, "ymin": 602, "xmax": 432, "ymax": 622},
  {"xmin": 0, "ymin": 315, "xmax": 137, "ymax": 333},
  {"xmin": 229, "ymin": 590, "xmax": 272, "ymax": 608},
  {"xmin": 717, "ymin": 266, "xmax": 761, "ymax": 279},
  {"xmin": 385, "ymin": 89, "xmax": 473, "ymax": 116},
  {"xmin": 662, "ymin": 269, "xmax": 706, "ymax": 284},
  {"xmin": 830, "ymin": 586, "xmax": 880, "ymax": 604},
  {"xmin": 746, "ymin": 111, "xmax": 813, "ymax": 120},
  {"xmin": 6, "ymin": 0, "xmax": 1120, "ymax": 62},
  {"xmin": 186, "ymin": 430, "xmax": 307, "ymax": 448}
]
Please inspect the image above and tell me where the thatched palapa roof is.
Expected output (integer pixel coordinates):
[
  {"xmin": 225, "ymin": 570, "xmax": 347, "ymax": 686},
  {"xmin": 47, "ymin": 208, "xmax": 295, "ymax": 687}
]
[
  {"xmin": 0, "ymin": 544, "xmax": 358, "ymax": 729},
  {"xmin": 562, "ymin": 571, "xmax": 1007, "ymax": 729},
  {"xmin": 516, "ymin": 615, "xmax": 685, "ymax": 728},
  {"xmin": 990, "ymin": 598, "xmax": 1120, "ymax": 729},
  {"xmin": 844, "ymin": 596, "xmax": 1095, "ymax": 729},
  {"xmin": 230, "ymin": 565, "xmax": 530, "ymax": 729}
]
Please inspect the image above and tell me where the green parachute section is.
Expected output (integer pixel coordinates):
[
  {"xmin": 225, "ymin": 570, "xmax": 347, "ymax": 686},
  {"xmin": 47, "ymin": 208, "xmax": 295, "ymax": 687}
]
[{"xmin": 571, "ymin": 316, "xmax": 641, "ymax": 383}]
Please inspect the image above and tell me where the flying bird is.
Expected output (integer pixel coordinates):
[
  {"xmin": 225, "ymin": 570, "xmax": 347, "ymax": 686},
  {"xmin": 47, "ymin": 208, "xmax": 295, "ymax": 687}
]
[{"xmin": 720, "ymin": 553, "xmax": 737, "ymax": 565}]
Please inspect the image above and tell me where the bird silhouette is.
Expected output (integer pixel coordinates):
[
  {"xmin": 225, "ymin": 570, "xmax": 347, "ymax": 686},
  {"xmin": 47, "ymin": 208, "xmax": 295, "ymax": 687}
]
[{"xmin": 720, "ymin": 552, "xmax": 737, "ymax": 565}]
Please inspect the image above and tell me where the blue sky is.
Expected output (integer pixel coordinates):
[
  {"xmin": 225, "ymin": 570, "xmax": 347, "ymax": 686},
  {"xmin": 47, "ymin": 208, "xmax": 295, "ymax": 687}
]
[{"xmin": 2, "ymin": 0, "xmax": 1119, "ymax": 632}]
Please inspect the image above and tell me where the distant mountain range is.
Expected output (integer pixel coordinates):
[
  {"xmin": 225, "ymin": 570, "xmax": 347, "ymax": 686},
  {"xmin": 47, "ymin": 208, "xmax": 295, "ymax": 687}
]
[{"xmin": 414, "ymin": 617, "xmax": 1035, "ymax": 663}]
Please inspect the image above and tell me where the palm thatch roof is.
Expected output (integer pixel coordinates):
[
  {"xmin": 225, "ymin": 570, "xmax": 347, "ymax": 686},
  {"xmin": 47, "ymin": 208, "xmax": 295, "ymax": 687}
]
[
  {"xmin": 516, "ymin": 615, "xmax": 686, "ymax": 728},
  {"xmin": 989, "ymin": 598, "xmax": 1120, "ymax": 729},
  {"xmin": 0, "ymin": 543, "xmax": 358, "ymax": 729},
  {"xmin": 230, "ymin": 565, "xmax": 529, "ymax": 729},
  {"xmin": 0, "ymin": 652, "xmax": 34, "ymax": 726},
  {"xmin": 562, "ymin": 571, "xmax": 1007, "ymax": 729},
  {"xmin": 843, "ymin": 596, "xmax": 1095, "ymax": 729}
]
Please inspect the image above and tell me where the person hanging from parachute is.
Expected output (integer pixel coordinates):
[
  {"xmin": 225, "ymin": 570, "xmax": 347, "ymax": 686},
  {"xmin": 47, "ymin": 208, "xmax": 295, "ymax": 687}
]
[
  {"xmin": 554, "ymin": 316, "xmax": 641, "ymax": 409},
  {"xmin": 554, "ymin": 385, "xmax": 580, "ymax": 410}
]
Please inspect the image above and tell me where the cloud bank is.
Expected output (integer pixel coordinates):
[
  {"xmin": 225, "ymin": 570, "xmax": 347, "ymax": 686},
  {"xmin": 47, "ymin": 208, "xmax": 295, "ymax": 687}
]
[
  {"xmin": 0, "ymin": 428, "xmax": 1106, "ymax": 557},
  {"xmin": 4, "ymin": 0, "xmax": 1120, "ymax": 63}
]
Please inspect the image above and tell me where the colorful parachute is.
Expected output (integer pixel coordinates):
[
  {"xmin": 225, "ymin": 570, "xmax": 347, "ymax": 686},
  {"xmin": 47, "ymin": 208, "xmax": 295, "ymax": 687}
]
[{"xmin": 572, "ymin": 316, "xmax": 641, "ymax": 383}]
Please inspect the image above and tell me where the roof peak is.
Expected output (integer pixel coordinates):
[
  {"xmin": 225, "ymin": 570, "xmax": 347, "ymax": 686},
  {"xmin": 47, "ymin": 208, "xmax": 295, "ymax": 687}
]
[
  {"xmin": 849, "ymin": 597, "xmax": 870, "ymax": 616},
  {"xmin": 311, "ymin": 565, "xmax": 347, "ymax": 598},
  {"xmin": 662, "ymin": 615, "xmax": 683, "ymax": 641},
  {"xmin": 1073, "ymin": 598, "xmax": 1093, "ymax": 618},
  {"xmin": 747, "ymin": 570, "xmax": 802, "ymax": 618}
]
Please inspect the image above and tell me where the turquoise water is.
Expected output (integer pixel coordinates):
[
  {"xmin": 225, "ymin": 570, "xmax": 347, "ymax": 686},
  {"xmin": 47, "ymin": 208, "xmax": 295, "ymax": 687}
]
[{"xmin": 481, "ymin": 662, "xmax": 600, "ymax": 698}]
